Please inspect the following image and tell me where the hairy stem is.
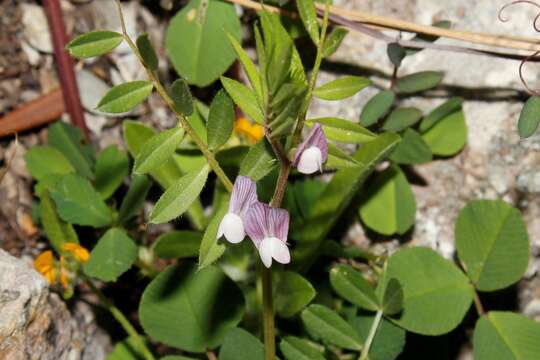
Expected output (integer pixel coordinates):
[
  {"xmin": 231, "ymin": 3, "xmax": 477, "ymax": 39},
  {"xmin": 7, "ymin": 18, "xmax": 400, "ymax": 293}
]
[
  {"xmin": 261, "ymin": 266, "xmax": 275, "ymax": 360},
  {"xmin": 114, "ymin": 0, "xmax": 233, "ymax": 193},
  {"xmin": 359, "ymin": 310, "xmax": 383, "ymax": 360},
  {"xmin": 84, "ymin": 277, "xmax": 155, "ymax": 360}
]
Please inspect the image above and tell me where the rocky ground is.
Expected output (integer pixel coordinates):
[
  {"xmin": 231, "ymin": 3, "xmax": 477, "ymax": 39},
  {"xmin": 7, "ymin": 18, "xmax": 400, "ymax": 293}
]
[{"xmin": 1, "ymin": 0, "xmax": 540, "ymax": 359}]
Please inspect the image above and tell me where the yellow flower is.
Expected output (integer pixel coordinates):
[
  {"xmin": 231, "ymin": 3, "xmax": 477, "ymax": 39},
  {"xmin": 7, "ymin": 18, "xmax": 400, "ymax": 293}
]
[
  {"xmin": 34, "ymin": 251, "xmax": 56, "ymax": 284},
  {"xmin": 235, "ymin": 117, "xmax": 264, "ymax": 144},
  {"xmin": 60, "ymin": 256, "xmax": 69, "ymax": 289},
  {"xmin": 63, "ymin": 243, "xmax": 90, "ymax": 263}
]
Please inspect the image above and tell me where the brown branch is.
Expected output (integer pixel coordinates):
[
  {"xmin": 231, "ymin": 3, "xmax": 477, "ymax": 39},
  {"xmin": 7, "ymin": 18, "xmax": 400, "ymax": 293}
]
[
  {"xmin": 43, "ymin": 0, "xmax": 89, "ymax": 140},
  {"xmin": 0, "ymin": 88, "xmax": 64, "ymax": 138}
]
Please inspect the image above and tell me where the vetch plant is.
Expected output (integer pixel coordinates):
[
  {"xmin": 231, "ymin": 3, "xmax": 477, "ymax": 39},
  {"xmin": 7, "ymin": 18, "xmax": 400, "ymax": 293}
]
[{"xmin": 22, "ymin": 0, "xmax": 540, "ymax": 359}]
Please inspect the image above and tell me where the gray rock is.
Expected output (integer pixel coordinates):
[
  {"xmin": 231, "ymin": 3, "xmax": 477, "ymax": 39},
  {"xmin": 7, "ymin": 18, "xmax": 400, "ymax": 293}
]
[
  {"xmin": 0, "ymin": 250, "xmax": 109, "ymax": 360},
  {"xmin": 21, "ymin": 4, "xmax": 53, "ymax": 54}
]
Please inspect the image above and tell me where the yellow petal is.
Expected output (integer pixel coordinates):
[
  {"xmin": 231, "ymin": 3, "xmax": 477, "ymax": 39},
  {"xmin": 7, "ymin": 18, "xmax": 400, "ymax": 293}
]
[
  {"xmin": 34, "ymin": 250, "xmax": 54, "ymax": 274},
  {"xmin": 235, "ymin": 117, "xmax": 264, "ymax": 144},
  {"xmin": 63, "ymin": 242, "xmax": 90, "ymax": 262}
]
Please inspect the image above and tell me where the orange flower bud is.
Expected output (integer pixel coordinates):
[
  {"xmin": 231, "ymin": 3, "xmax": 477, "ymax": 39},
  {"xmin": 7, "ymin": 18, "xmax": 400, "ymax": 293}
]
[
  {"xmin": 63, "ymin": 243, "xmax": 90, "ymax": 263},
  {"xmin": 235, "ymin": 117, "xmax": 264, "ymax": 144},
  {"xmin": 34, "ymin": 251, "xmax": 56, "ymax": 284}
]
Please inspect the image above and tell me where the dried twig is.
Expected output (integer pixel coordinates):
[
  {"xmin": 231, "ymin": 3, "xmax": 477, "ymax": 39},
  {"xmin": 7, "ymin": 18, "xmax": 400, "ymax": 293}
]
[{"xmin": 226, "ymin": 0, "xmax": 540, "ymax": 60}]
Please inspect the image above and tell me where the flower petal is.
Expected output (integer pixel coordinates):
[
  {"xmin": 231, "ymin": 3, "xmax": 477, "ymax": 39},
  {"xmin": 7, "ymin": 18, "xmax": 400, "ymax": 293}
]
[
  {"xmin": 267, "ymin": 207, "xmax": 289, "ymax": 242},
  {"xmin": 217, "ymin": 213, "xmax": 245, "ymax": 243},
  {"xmin": 259, "ymin": 237, "xmax": 290, "ymax": 268},
  {"xmin": 270, "ymin": 239, "xmax": 291, "ymax": 265},
  {"xmin": 245, "ymin": 202, "xmax": 269, "ymax": 247},
  {"xmin": 293, "ymin": 123, "xmax": 328, "ymax": 166},
  {"xmin": 230, "ymin": 176, "xmax": 258, "ymax": 215},
  {"xmin": 297, "ymin": 146, "xmax": 323, "ymax": 174},
  {"xmin": 259, "ymin": 237, "xmax": 274, "ymax": 268}
]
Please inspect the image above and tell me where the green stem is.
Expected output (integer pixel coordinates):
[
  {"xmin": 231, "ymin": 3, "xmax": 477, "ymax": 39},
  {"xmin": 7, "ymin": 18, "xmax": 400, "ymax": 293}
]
[
  {"xmin": 114, "ymin": 0, "xmax": 233, "ymax": 193},
  {"xmin": 259, "ymin": 4, "xmax": 332, "ymax": 358},
  {"xmin": 473, "ymin": 289, "xmax": 486, "ymax": 316},
  {"xmin": 359, "ymin": 310, "xmax": 383, "ymax": 360},
  {"xmin": 84, "ymin": 277, "xmax": 155, "ymax": 360},
  {"xmin": 261, "ymin": 265, "xmax": 275, "ymax": 360}
]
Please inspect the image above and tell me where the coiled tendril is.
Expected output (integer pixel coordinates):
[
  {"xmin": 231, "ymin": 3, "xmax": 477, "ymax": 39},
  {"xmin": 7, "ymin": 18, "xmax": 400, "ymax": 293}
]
[{"xmin": 499, "ymin": 0, "xmax": 540, "ymax": 95}]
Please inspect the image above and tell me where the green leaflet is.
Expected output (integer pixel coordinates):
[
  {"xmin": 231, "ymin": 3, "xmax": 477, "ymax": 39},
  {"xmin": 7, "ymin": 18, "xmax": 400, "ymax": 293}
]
[
  {"xmin": 84, "ymin": 228, "xmax": 138, "ymax": 282},
  {"xmin": 25, "ymin": 146, "xmax": 75, "ymax": 181},
  {"xmin": 139, "ymin": 264, "xmax": 244, "ymax": 352},
  {"xmin": 150, "ymin": 165, "xmax": 210, "ymax": 224},
  {"xmin": 382, "ymin": 107, "xmax": 422, "ymax": 132},
  {"xmin": 133, "ymin": 127, "xmax": 185, "ymax": 175},
  {"xmin": 239, "ymin": 140, "xmax": 277, "ymax": 181},
  {"xmin": 301, "ymin": 304, "xmax": 363, "ymax": 350},
  {"xmin": 330, "ymin": 264, "xmax": 379, "ymax": 311},
  {"xmin": 280, "ymin": 336, "xmax": 325, "ymax": 360},
  {"xmin": 67, "ymin": 30, "xmax": 123, "ymax": 58},
  {"xmin": 377, "ymin": 247, "xmax": 474, "ymax": 335},
  {"xmin": 221, "ymin": 76, "xmax": 264, "ymax": 124},
  {"xmin": 359, "ymin": 90, "xmax": 395, "ymax": 127},
  {"xmin": 207, "ymin": 90, "xmax": 235, "ymax": 150},
  {"xmin": 322, "ymin": 27, "xmax": 348, "ymax": 58},
  {"xmin": 136, "ymin": 33, "xmax": 158, "ymax": 71},
  {"xmin": 474, "ymin": 311, "xmax": 540, "ymax": 360},
  {"xmin": 313, "ymin": 76, "xmax": 371, "ymax": 100},
  {"xmin": 165, "ymin": 0, "xmax": 241, "ymax": 86},
  {"xmin": 359, "ymin": 166, "xmax": 416, "ymax": 236},
  {"xmin": 421, "ymin": 109, "xmax": 467, "ymax": 156},
  {"xmin": 50, "ymin": 173, "xmax": 112, "ymax": 227},
  {"xmin": 95, "ymin": 145, "xmax": 129, "ymax": 199},
  {"xmin": 218, "ymin": 328, "xmax": 264, "ymax": 360},
  {"xmin": 455, "ymin": 200, "xmax": 529, "ymax": 291},
  {"xmin": 153, "ymin": 231, "xmax": 202, "ymax": 259},
  {"xmin": 97, "ymin": 81, "xmax": 154, "ymax": 114},
  {"xmin": 40, "ymin": 191, "xmax": 79, "ymax": 253},
  {"xmin": 170, "ymin": 78, "xmax": 194, "ymax": 116},
  {"xmin": 117, "ymin": 175, "xmax": 152, "ymax": 225},
  {"xmin": 518, "ymin": 96, "xmax": 540, "ymax": 138},
  {"xmin": 296, "ymin": 0, "xmax": 319, "ymax": 45},
  {"xmin": 274, "ymin": 271, "xmax": 316, "ymax": 318},
  {"xmin": 307, "ymin": 117, "xmax": 376, "ymax": 144},
  {"xmin": 48, "ymin": 122, "xmax": 94, "ymax": 179},
  {"xmin": 395, "ymin": 71, "xmax": 444, "ymax": 94}
]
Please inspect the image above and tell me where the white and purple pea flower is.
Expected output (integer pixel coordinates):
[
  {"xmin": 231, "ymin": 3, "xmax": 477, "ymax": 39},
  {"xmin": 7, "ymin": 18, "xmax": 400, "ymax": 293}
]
[
  {"xmin": 216, "ymin": 176, "xmax": 291, "ymax": 268},
  {"xmin": 293, "ymin": 122, "xmax": 328, "ymax": 175}
]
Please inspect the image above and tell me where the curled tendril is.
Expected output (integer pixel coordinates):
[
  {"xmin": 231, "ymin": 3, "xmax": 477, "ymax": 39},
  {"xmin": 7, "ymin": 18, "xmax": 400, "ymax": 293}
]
[
  {"xmin": 499, "ymin": 1, "xmax": 540, "ymax": 95},
  {"xmin": 499, "ymin": 0, "xmax": 540, "ymax": 32},
  {"xmin": 519, "ymin": 50, "xmax": 540, "ymax": 95}
]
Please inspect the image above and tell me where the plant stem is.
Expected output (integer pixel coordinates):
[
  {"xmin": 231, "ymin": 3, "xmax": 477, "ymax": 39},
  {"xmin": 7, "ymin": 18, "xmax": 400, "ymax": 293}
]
[
  {"xmin": 114, "ymin": 0, "xmax": 233, "ymax": 193},
  {"xmin": 473, "ymin": 290, "xmax": 486, "ymax": 316},
  {"xmin": 84, "ymin": 277, "xmax": 155, "ymax": 360},
  {"xmin": 259, "ymin": 6, "xmax": 332, "ymax": 356},
  {"xmin": 206, "ymin": 350, "xmax": 217, "ymax": 360},
  {"xmin": 261, "ymin": 265, "xmax": 275, "ymax": 360},
  {"xmin": 359, "ymin": 310, "xmax": 383, "ymax": 360}
]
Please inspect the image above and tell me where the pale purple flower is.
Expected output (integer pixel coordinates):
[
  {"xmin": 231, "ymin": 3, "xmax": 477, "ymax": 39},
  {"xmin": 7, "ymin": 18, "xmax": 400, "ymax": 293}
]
[
  {"xmin": 217, "ymin": 176, "xmax": 258, "ymax": 244},
  {"xmin": 293, "ymin": 123, "xmax": 328, "ymax": 174},
  {"xmin": 244, "ymin": 202, "xmax": 290, "ymax": 268}
]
